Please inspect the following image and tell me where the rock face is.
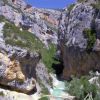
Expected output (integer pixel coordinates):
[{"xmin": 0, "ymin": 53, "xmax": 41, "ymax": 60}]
[
  {"xmin": 58, "ymin": 1, "xmax": 100, "ymax": 79},
  {"xmin": 0, "ymin": 22, "xmax": 41, "ymax": 93},
  {"xmin": 0, "ymin": 51, "xmax": 39, "ymax": 93},
  {"xmin": 36, "ymin": 62, "xmax": 52, "ymax": 90},
  {"xmin": 0, "ymin": 0, "xmax": 61, "ymax": 46},
  {"xmin": 0, "ymin": 0, "xmax": 59, "ymax": 94},
  {"xmin": 0, "ymin": 1, "xmax": 54, "ymax": 92}
]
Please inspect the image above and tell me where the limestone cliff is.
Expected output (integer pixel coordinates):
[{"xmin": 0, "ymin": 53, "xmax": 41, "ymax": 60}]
[
  {"xmin": 0, "ymin": 0, "xmax": 61, "ymax": 46},
  {"xmin": 0, "ymin": 18, "xmax": 51, "ymax": 93},
  {"xmin": 0, "ymin": 0, "xmax": 60, "ymax": 93},
  {"xmin": 58, "ymin": 0, "xmax": 100, "ymax": 79}
]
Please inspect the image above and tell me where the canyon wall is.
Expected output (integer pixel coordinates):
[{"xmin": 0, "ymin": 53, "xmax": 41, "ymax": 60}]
[{"xmin": 58, "ymin": 0, "xmax": 100, "ymax": 79}]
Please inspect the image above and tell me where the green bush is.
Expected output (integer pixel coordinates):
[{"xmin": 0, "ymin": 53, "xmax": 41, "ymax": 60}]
[
  {"xmin": 65, "ymin": 77, "xmax": 99, "ymax": 100},
  {"xmin": 91, "ymin": 3, "xmax": 100, "ymax": 10},
  {"xmin": 83, "ymin": 28, "xmax": 96, "ymax": 51},
  {"xmin": 41, "ymin": 86, "xmax": 49, "ymax": 95},
  {"xmin": 39, "ymin": 97, "xmax": 49, "ymax": 100},
  {"xmin": 67, "ymin": 4, "xmax": 75, "ymax": 12},
  {"xmin": 0, "ymin": 15, "xmax": 6, "ymax": 22},
  {"xmin": 41, "ymin": 44, "xmax": 59, "ymax": 72},
  {"xmin": 5, "ymin": 39, "xmax": 28, "ymax": 48},
  {"xmin": 0, "ymin": 92, "xmax": 4, "ymax": 97}
]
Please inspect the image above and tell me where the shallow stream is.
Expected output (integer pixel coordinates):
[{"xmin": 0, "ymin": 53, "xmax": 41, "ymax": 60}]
[{"xmin": 50, "ymin": 74, "xmax": 66, "ymax": 100}]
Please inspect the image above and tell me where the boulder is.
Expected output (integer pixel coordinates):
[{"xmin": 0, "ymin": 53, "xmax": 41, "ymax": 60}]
[{"xmin": 0, "ymin": 49, "xmax": 40, "ymax": 93}]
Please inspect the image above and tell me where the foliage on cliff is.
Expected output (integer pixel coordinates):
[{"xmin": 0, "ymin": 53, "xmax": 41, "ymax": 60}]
[
  {"xmin": 83, "ymin": 28, "xmax": 96, "ymax": 51},
  {"xmin": 67, "ymin": 4, "xmax": 75, "ymax": 12},
  {"xmin": 3, "ymin": 20, "xmax": 57, "ymax": 72}
]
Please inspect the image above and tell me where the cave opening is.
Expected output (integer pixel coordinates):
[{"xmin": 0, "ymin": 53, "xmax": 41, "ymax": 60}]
[{"xmin": 52, "ymin": 59, "xmax": 64, "ymax": 80}]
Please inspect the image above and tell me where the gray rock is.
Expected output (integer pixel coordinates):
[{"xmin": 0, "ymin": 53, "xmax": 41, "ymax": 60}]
[
  {"xmin": 36, "ymin": 62, "xmax": 52, "ymax": 91},
  {"xmin": 0, "ymin": 49, "xmax": 40, "ymax": 93},
  {"xmin": 95, "ymin": 13, "xmax": 100, "ymax": 39},
  {"xmin": 58, "ymin": 2, "xmax": 100, "ymax": 79},
  {"xmin": 0, "ymin": 22, "xmax": 40, "ymax": 93},
  {"xmin": 0, "ymin": 0, "xmax": 61, "ymax": 46}
]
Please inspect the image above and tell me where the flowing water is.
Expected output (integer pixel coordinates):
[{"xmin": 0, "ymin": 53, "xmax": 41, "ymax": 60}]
[{"xmin": 49, "ymin": 74, "xmax": 66, "ymax": 100}]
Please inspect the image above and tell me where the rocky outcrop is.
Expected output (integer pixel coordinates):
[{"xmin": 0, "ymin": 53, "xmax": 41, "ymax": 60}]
[
  {"xmin": 0, "ymin": 0, "xmax": 56, "ymax": 94},
  {"xmin": 58, "ymin": 1, "xmax": 100, "ymax": 79},
  {"xmin": 0, "ymin": 0, "xmax": 61, "ymax": 46},
  {"xmin": 0, "ymin": 87, "xmax": 41, "ymax": 100},
  {"xmin": 0, "ymin": 17, "xmax": 52, "ymax": 95},
  {"xmin": 36, "ymin": 62, "xmax": 52, "ymax": 90},
  {"xmin": 0, "ymin": 51, "xmax": 39, "ymax": 93},
  {"xmin": 0, "ymin": 22, "xmax": 41, "ymax": 93}
]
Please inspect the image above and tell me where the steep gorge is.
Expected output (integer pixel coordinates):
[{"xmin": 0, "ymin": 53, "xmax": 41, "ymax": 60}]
[{"xmin": 0, "ymin": 0, "xmax": 100, "ymax": 99}]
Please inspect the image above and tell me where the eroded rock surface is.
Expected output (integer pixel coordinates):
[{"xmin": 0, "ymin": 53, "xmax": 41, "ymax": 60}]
[
  {"xmin": 58, "ymin": 1, "xmax": 100, "ymax": 79},
  {"xmin": 0, "ymin": 50, "xmax": 40, "ymax": 93},
  {"xmin": 0, "ymin": 0, "xmax": 61, "ymax": 46},
  {"xmin": 0, "ymin": 22, "xmax": 40, "ymax": 93}
]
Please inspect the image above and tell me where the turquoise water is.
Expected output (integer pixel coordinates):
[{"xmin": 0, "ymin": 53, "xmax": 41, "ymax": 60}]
[
  {"xmin": 52, "ymin": 88, "xmax": 63, "ymax": 100},
  {"xmin": 51, "ymin": 81, "xmax": 65, "ymax": 100}
]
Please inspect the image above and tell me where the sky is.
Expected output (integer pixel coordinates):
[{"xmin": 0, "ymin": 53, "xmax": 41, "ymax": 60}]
[{"xmin": 26, "ymin": 0, "xmax": 76, "ymax": 9}]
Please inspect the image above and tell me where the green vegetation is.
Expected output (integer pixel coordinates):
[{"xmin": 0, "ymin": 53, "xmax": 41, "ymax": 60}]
[
  {"xmin": 91, "ymin": 3, "xmax": 100, "ymax": 10},
  {"xmin": 37, "ymin": 78, "xmax": 50, "ymax": 95},
  {"xmin": 41, "ymin": 44, "xmax": 59, "ymax": 72},
  {"xmin": 41, "ymin": 86, "xmax": 49, "ymax": 95},
  {"xmin": 0, "ymin": 16, "xmax": 7, "ymax": 22},
  {"xmin": 0, "ymin": 91, "xmax": 4, "ymax": 97},
  {"xmin": 3, "ymin": 22, "xmax": 40, "ymax": 50},
  {"xmin": 5, "ymin": 39, "xmax": 28, "ymax": 48},
  {"xmin": 65, "ymin": 76, "xmax": 100, "ymax": 100},
  {"xmin": 3, "ymin": 21, "xmax": 58, "ymax": 72},
  {"xmin": 67, "ymin": 4, "xmax": 75, "ymax": 12},
  {"xmin": 83, "ymin": 28, "xmax": 96, "ymax": 51},
  {"xmin": 39, "ymin": 97, "xmax": 49, "ymax": 100}
]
